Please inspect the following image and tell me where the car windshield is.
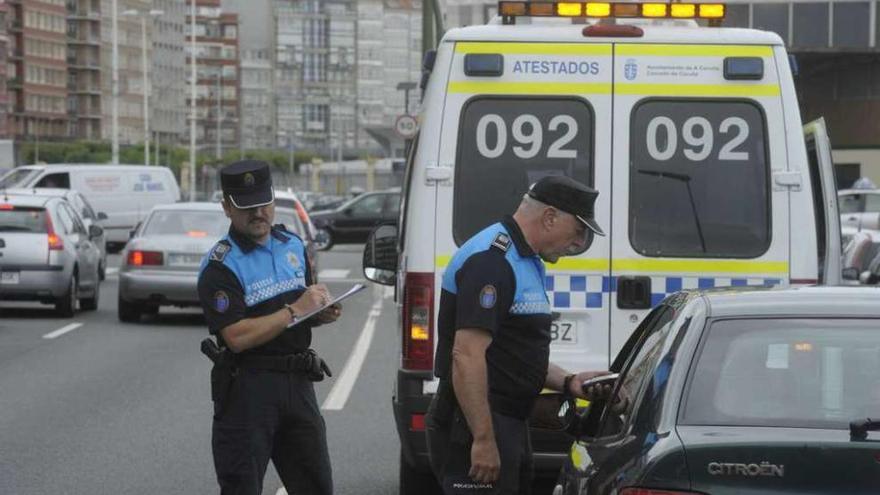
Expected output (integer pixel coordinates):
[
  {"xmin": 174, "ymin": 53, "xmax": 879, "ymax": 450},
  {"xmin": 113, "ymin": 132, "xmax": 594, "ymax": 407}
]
[
  {"xmin": 0, "ymin": 169, "xmax": 38, "ymax": 189},
  {"xmin": 0, "ymin": 206, "xmax": 47, "ymax": 232},
  {"xmin": 142, "ymin": 210, "xmax": 229, "ymax": 238},
  {"xmin": 682, "ymin": 318, "xmax": 880, "ymax": 429}
]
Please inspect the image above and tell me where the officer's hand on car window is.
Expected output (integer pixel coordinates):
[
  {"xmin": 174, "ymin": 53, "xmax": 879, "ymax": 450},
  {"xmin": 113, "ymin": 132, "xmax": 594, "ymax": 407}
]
[
  {"xmin": 469, "ymin": 437, "xmax": 501, "ymax": 484},
  {"xmin": 574, "ymin": 371, "xmax": 629, "ymax": 414},
  {"xmin": 314, "ymin": 303, "xmax": 342, "ymax": 324},
  {"xmin": 291, "ymin": 284, "xmax": 331, "ymax": 316}
]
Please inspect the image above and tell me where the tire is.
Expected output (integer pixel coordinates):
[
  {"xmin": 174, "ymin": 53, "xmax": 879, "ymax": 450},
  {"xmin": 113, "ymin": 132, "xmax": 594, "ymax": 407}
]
[
  {"xmin": 399, "ymin": 451, "xmax": 441, "ymax": 495},
  {"xmin": 55, "ymin": 275, "xmax": 77, "ymax": 317},
  {"xmin": 117, "ymin": 293, "xmax": 142, "ymax": 323},
  {"xmin": 314, "ymin": 228, "xmax": 334, "ymax": 251},
  {"xmin": 80, "ymin": 277, "xmax": 100, "ymax": 311}
]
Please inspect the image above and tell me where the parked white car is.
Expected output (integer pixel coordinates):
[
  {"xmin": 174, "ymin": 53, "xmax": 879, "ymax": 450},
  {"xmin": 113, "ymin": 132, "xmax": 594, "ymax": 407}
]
[{"xmin": 839, "ymin": 188, "xmax": 880, "ymax": 231}]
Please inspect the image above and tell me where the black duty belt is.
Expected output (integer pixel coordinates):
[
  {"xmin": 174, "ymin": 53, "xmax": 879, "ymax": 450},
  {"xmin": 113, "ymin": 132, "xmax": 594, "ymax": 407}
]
[{"xmin": 238, "ymin": 349, "xmax": 332, "ymax": 381}]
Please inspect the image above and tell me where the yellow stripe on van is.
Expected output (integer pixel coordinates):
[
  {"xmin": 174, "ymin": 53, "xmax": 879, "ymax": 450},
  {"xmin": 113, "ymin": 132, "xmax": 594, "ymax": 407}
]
[
  {"xmin": 436, "ymin": 256, "xmax": 788, "ymax": 275},
  {"xmin": 456, "ymin": 42, "xmax": 612, "ymax": 56},
  {"xmin": 615, "ymin": 83, "xmax": 780, "ymax": 97},
  {"xmin": 616, "ymin": 44, "xmax": 774, "ymax": 58},
  {"xmin": 611, "ymin": 259, "xmax": 788, "ymax": 275},
  {"xmin": 447, "ymin": 81, "xmax": 612, "ymax": 95}
]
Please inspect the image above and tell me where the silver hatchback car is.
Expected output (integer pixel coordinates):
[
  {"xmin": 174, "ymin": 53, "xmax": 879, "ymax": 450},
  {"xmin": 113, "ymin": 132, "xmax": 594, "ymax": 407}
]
[
  {"xmin": 118, "ymin": 202, "xmax": 229, "ymax": 322},
  {"xmin": 0, "ymin": 193, "xmax": 103, "ymax": 315}
]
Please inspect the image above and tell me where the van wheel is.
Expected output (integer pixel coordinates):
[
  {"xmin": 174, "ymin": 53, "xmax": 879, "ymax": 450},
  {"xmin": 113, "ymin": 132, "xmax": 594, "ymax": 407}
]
[
  {"xmin": 399, "ymin": 452, "xmax": 441, "ymax": 495},
  {"xmin": 314, "ymin": 228, "xmax": 333, "ymax": 251},
  {"xmin": 118, "ymin": 294, "xmax": 141, "ymax": 323},
  {"xmin": 80, "ymin": 278, "xmax": 100, "ymax": 311},
  {"xmin": 55, "ymin": 275, "xmax": 77, "ymax": 317}
]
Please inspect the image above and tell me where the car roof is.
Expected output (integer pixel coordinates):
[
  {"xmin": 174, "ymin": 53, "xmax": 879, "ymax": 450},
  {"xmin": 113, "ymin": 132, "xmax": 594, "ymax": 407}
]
[
  {"xmin": 0, "ymin": 193, "xmax": 55, "ymax": 208},
  {"xmin": 150, "ymin": 202, "xmax": 221, "ymax": 212},
  {"xmin": 2, "ymin": 187, "xmax": 76, "ymax": 199},
  {"xmin": 695, "ymin": 286, "xmax": 880, "ymax": 319}
]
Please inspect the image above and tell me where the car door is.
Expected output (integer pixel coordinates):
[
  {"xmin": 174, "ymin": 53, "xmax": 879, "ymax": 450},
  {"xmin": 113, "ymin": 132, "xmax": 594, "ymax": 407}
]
[
  {"xmin": 335, "ymin": 193, "xmax": 388, "ymax": 239},
  {"xmin": 804, "ymin": 118, "xmax": 842, "ymax": 284},
  {"xmin": 59, "ymin": 202, "xmax": 99, "ymax": 289}
]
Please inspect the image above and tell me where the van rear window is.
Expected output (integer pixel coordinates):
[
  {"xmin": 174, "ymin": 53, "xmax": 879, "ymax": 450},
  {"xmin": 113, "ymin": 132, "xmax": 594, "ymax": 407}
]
[
  {"xmin": 0, "ymin": 207, "xmax": 47, "ymax": 233},
  {"xmin": 629, "ymin": 100, "xmax": 770, "ymax": 258},
  {"xmin": 453, "ymin": 97, "xmax": 593, "ymax": 245}
]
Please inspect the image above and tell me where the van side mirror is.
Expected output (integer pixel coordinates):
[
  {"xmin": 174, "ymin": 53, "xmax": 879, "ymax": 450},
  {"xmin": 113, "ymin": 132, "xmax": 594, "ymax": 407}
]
[
  {"xmin": 97, "ymin": 212, "xmax": 108, "ymax": 221},
  {"xmin": 842, "ymin": 267, "xmax": 859, "ymax": 281},
  {"xmin": 363, "ymin": 224, "xmax": 398, "ymax": 286},
  {"xmin": 88, "ymin": 224, "xmax": 103, "ymax": 239}
]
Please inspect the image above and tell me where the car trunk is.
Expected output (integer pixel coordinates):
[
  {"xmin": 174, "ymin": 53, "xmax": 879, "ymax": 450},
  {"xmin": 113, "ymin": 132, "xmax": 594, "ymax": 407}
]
[
  {"xmin": 0, "ymin": 207, "xmax": 51, "ymax": 270},
  {"xmin": 679, "ymin": 425, "xmax": 880, "ymax": 494},
  {"xmin": 127, "ymin": 235, "xmax": 217, "ymax": 272}
]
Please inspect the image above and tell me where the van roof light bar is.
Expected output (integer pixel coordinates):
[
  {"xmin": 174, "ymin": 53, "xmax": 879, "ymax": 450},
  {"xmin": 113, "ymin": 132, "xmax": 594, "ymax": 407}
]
[{"xmin": 498, "ymin": 2, "xmax": 725, "ymax": 25}]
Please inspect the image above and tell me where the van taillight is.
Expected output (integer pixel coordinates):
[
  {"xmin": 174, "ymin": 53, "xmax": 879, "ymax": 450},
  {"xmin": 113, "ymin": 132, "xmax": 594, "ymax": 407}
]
[
  {"xmin": 402, "ymin": 272, "xmax": 434, "ymax": 371},
  {"xmin": 128, "ymin": 250, "xmax": 163, "ymax": 266},
  {"xmin": 44, "ymin": 213, "xmax": 63, "ymax": 250}
]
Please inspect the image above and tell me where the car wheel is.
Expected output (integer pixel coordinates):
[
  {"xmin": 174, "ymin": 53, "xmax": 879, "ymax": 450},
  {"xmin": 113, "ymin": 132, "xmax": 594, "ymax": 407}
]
[
  {"xmin": 399, "ymin": 452, "xmax": 441, "ymax": 495},
  {"xmin": 55, "ymin": 275, "xmax": 77, "ymax": 317},
  {"xmin": 314, "ymin": 228, "xmax": 334, "ymax": 251},
  {"xmin": 117, "ymin": 293, "xmax": 142, "ymax": 323},
  {"xmin": 80, "ymin": 277, "xmax": 100, "ymax": 311}
]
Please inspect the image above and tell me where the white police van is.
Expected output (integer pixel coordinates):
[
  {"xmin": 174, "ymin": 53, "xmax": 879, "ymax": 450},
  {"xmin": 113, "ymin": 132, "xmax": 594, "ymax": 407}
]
[{"xmin": 362, "ymin": 2, "xmax": 842, "ymax": 492}]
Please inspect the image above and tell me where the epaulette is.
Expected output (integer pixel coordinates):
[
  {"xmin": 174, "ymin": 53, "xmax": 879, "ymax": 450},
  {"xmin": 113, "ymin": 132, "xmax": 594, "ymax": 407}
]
[
  {"xmin": 491, "ymin": 232, "xmax": 511, "ymax": 252},
  {"xmin": 209, "ymin": 240, "xmax": 232, "ymax": 262},
  {"xmin": 272, "ymin": 224, "xmax": 303, "ymax": 243}
]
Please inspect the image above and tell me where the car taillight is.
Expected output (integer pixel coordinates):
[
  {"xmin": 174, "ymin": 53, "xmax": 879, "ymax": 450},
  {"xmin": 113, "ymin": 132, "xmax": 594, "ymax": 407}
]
[
  {"xmin": 127, "ymin": 250, "xmax": 163, "ymax": 266},
  {"xmin": 44, "ymin": 213, "xmax": 64, "ymax": 250},
  {"xmin": 402, "ymin": 272, "xmax": 434, "ymax": 371},
  {"xmin": 620, "ymin": 489, "xmax": 704, "ymax": 495},
  {"xmin": 0, "ymin": 203, "xmax": 13, "ymax": 210}
]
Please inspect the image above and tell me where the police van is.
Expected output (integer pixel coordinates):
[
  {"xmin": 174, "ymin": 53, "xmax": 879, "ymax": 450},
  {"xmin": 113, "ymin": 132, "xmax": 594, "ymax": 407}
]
[{"xmin": 362, "ymin": 2, "xmax": 842, "ymax": 492}]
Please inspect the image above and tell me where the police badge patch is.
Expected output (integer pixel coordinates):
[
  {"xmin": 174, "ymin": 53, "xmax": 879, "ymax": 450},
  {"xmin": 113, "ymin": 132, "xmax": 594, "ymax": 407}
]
[
  {"xmin": 214, "ymin": 290, "xmax": 229, "ymax": 313},
  {"xmin": 210, "ymin": 242, "xmax": 230, "ymax": 262},
  {"xmin": 480, "ymin": 285, "xmax": 497, "ymax": 309},
  {"xmin": 287, "ymin": 251, "xmax": 301, "ymax": 269}
]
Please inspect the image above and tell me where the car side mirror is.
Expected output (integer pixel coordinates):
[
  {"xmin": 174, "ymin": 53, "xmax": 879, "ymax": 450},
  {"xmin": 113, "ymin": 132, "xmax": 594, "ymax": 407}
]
[
  {"xmin": 842, "ymin": 267, "xmax": 859, "ymax": 281},
  {"xmin": 363, "ymin": 224, "xmax": 398, "ymax": 286},
  {"xmin": 88, "ymin": 224, "xmax": 103, "ymax": 239},
  {"xmin": 529, "ymin": 393, "xmax": 576, "ymax": 433},
  {"xmin": 97, "ymin": 212, "xmax": 108, "ymax": 221}
]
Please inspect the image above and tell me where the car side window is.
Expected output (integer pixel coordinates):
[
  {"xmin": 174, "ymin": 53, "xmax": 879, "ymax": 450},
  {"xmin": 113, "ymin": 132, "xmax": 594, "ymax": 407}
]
[
  {"xmin": 350, "ymin": 194, "xmax": 384, "ymax": 216},
  {"xmin": 36, "ymin": 172, "xmax": 70, "ymax": 189},
  {"xmin": 598, "ymin": 306, "xmax": 676, "ymax": 438},
  {"xmin": 77, "ymin": 195, "xmax": 97, "ymax": 220},
  {"xmin": 55, "ymin": 203, "xmax": 76, "ymax": 234},
  {"xmin": 64, "ymin": 203, "xmax": 87, "ymax": 234},
  {"xmin": 864, "ymin": 194, "xmax": 880, "ymax": 213},
  {"xmin": 839, "ymin": 194, "xmax": 864, "ymax": 214},
  {"xmin": 384, "ymin": 194, "xmax": 400, "ymax": 217}
]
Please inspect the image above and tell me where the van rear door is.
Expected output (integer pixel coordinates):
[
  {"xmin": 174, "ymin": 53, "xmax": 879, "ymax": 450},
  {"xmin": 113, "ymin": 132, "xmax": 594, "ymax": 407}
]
[
  {"xmin": 435, "ymin": 41, "xmax": 614, "ymax": 373},
  {"xmin": 803, "ymin": 118, "xmax": 842, "ymax": 284},
  {"xmin": 609, "ymin": 43, "xmax": 791, "ymax": 357}
]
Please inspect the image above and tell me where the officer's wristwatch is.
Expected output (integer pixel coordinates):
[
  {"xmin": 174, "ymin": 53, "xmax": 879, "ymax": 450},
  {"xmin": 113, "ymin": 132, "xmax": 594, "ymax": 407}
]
[
  {"xmin": 284, "ymin": 303, "xmax": 297, "ymax": 321},
  {"xmin": 562, "ymin": 373, "xmax": 577, "ymax": 399}
]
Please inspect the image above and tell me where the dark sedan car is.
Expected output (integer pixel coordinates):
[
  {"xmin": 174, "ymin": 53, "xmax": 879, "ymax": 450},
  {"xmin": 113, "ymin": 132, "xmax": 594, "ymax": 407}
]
[
  {"xmin": 553, "ymin": 286, "xmax": 880, "ymax": 495},
  {"xmin": 309, "ymin": 189, "xmax": 400, "ymax": 250}
]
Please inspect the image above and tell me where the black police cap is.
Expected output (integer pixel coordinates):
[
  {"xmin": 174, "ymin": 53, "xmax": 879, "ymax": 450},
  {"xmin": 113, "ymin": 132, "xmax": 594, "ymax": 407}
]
[
  {"xmin": 220, "ymin": 160, "xmax": 274, "ymax": 209},
  {"xmin": 527, "ymin": 175, "xmax": 605, "ymax": 236}
]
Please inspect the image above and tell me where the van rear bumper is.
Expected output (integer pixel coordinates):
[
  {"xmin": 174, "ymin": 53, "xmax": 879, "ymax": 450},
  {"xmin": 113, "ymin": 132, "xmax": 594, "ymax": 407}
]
[{"xmin": 393, "ymin": 369, "xmax": 570, "ymax": 476}]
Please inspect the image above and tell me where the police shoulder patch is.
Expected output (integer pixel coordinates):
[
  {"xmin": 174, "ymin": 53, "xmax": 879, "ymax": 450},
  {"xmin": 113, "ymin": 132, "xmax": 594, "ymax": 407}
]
[
  {"xmin": 209, "ymin": 241, "xmax": 231, "ymax": 262},
  {"xmin": 213, "ymin": 290, "xmax": 230, "ymax": 313},
  {"xmin": 479, "ymin": 285, "xmax": 497, "ymax": 309},
  {"xmin": 491, "ymin": 233, "xmax": 511, "ymax": 252}
]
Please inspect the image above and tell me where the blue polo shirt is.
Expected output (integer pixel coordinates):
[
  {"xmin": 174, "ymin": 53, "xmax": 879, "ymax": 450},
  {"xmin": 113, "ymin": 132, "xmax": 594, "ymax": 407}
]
[
  {"xmin": 197, "ymin": 225, "xmax": 313, "ymax": 356},
  {"xmin": 434, "ymin": 216, "xmax": 552, "ymax": 420}
]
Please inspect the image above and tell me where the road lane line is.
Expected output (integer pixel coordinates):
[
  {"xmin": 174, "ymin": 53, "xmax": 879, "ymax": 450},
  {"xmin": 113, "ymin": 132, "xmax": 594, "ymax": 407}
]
[
  {"xmin": 321, "ymin": 297, "xmax": 383, "ymax": 411},
  {"xmin": 42, "ymin": 322, "xmax": 83, "ymax": 340},
  {"xmin": 318, "ymin": 269, "xmax": 350, "ymax": 280}
]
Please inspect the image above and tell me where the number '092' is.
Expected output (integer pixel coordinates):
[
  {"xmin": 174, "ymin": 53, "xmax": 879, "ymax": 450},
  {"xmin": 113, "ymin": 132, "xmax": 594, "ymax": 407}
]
[
  {"xmin": 645, "ymin": 115, "xmax": 750, "ymax": 162},
  {"xmin": 475, "ymin": 114, "xmax": 578, "ymax": 159}
]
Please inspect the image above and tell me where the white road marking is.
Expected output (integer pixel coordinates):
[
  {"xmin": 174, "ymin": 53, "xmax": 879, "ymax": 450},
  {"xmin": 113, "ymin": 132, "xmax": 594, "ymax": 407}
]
[
  {"xmin": 106, "ymin": 267, "xmax": 119, "ymax": 276},
  {"xmin": 42, "ymin": 322, "xmax": 83, "ymax": 340},
  {"xmin": 321, "ymin": 296, "xmax": 383, "ymax": 411},
  {"xmin": 318, "ymin": 269, "xmax": 350, "ymax": 280}
]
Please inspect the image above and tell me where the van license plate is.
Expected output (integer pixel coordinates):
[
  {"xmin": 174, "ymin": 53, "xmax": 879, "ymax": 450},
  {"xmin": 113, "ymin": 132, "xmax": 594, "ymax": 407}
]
[
  {"xmin": 551, "ymin": 320, "xmax": 578, "ymax": 345},
  {"xmin": 1, "ymin": 271, "xmax": 20, "ymax": 285}
]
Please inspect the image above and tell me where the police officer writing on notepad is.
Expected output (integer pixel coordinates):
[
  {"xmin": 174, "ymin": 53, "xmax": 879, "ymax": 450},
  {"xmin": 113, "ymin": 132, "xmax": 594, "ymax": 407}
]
[
  {"xmin": 427, "ymin": 176, "xmax": 613, "ymax": 494},
  {"xmin": 197, "ymin": 160, "xmax": 341, "ymax": 495}
]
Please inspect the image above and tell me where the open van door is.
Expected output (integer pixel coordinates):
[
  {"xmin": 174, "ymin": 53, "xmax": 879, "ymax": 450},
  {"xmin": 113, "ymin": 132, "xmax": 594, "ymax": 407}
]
[{"xmin": 804, "ymin": 118, "xmax": 842, "ymax": 285}]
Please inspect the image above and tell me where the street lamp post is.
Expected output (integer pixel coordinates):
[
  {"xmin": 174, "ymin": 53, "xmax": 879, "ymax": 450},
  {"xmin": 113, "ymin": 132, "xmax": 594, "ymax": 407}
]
[
  {"xmin": 189, "ymin": 0, "xmax": 197, "ymax": 201},
  {"xmin": 123, "ymin": 9, "xmax": 164, "ymax": 167},
  {"xmin": 111, "ymin": 0, "xmax": 119, "ymax": 164}
]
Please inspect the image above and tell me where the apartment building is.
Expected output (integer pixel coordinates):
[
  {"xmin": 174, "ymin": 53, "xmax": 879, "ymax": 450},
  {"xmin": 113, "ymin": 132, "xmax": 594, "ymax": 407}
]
[
  {"xmin": 152, "ymin": 0, "xmax": 187, "ymax": 150},
  {"xmin": 0, "ymin": 2, "xmax": 10, "ymax": 139},
  {"xmin": 186, "ymin": 0, "xmax": 240, "ymax": 156},
  {"xmin": 67, "ymin": 0, "xmax": 101, "ymax": 139}
]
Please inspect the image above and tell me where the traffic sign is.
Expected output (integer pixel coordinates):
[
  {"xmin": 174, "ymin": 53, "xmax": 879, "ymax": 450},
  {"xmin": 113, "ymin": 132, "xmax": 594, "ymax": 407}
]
[{"xmin": 394, "ymin": 115, "xmax": 418, "ymax": 139}]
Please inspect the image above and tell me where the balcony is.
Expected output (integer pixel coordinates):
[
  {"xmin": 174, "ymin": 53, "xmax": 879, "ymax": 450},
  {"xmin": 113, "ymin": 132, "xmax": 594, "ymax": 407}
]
[
  {"xmin": 67, "ymin": 57, "xmax": 100, "ymax": 71},
  {"xmin": 68, "ymin": 10, "xmax": 101, "ymax": 22},
  {"xmin": 8, "ymin": 77, "xmax": 22, "ymax": 89},
  {"xmin": 67, "ymin": 33, "xmax": 101, "ymax": 46}
]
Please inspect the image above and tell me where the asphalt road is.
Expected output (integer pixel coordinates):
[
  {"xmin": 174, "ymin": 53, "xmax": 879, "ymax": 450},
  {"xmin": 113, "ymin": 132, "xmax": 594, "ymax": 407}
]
[{"xmin": 0, "ymin": 245, "xmax": 401, "ymax": 495}]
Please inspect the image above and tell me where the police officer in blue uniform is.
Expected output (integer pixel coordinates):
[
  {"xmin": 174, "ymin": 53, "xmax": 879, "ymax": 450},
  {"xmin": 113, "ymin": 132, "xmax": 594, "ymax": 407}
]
[
  {"xmin": 198, "ymin": 160, "xmax": 341, "ymax": 495},
  {"xmin": 427, "ymin": 176, "xmax": 612, "ymax": 494}
]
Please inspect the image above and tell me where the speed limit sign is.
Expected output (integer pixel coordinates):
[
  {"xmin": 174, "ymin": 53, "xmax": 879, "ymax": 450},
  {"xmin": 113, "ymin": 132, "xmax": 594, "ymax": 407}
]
[{"xmin": 394, "ymin": 115, "xmax": 419, "ymax": 139}]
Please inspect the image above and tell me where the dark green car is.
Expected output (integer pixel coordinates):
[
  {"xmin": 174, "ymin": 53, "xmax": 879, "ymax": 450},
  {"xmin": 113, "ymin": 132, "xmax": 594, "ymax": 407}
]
[{"xmin": 554, "ymin": 286, "xmax": 880, "ymax": 495}]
